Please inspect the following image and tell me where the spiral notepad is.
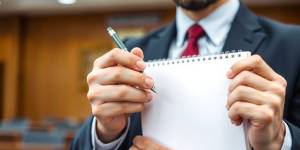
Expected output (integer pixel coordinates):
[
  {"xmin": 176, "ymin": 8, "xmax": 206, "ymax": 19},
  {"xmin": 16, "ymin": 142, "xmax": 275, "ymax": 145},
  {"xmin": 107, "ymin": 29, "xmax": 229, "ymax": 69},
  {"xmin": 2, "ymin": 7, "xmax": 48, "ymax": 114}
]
[{"xmin": 142, "ymin": 51, "xmax": 251, "ymax": 150}]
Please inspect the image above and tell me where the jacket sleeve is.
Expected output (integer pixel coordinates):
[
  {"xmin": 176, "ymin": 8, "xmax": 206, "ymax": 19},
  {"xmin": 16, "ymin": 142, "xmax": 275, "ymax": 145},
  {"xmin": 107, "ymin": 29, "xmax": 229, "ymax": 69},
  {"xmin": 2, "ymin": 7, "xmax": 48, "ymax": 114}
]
[
  {"xmin": 286, "ymin": 70, "xmax": 300, "ymax": 150},
  {"xmin": 70, "ymin": 116, "xmax": 94, "ymax": 150},
  {"xmin": 285, "ymin": 120, "xmax": 300, "ymax": 150},
  {"xmin": 70, "ymin": 113, "xmax": 142, "ymax": 150},
  {"xmin": 118, "ymin": 113, "xmax": 143, "ymax": 150}
]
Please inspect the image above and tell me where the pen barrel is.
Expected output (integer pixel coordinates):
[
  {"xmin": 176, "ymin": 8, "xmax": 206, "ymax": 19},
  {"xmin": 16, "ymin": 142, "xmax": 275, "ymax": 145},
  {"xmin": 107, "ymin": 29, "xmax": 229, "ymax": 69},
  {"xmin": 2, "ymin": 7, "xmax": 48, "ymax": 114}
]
[
  {"xmin": 107, "ymin": 27, "xmax": 156, "ymax": 93},
  {"xmin": 112, "ymin": 34, "xmax": 128, "ymax": 52}
]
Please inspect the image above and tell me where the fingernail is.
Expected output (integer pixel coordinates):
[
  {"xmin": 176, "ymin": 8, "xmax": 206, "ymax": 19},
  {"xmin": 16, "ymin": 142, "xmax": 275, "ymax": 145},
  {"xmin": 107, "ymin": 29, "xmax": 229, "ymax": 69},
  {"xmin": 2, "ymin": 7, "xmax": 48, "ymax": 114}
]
[
  {"xmin": 147, "ymin": 93, "xmax": 153, "ymax": 101},
  {"xmin": 144, "ymin": 77, "xmax": 154, "ymax": 89},
  {"xmin": 136, "ymin": 60, "xmax": 146, "ymax": 70},
  {"xmin": 226, "ymin": 69, "xmax": 233, "ymax": 78}
]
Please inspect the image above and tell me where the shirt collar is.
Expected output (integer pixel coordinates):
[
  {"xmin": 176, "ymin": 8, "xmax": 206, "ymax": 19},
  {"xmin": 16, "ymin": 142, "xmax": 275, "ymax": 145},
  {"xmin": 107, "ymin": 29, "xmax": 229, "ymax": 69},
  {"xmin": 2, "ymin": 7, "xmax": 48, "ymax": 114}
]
[{"xmin": 176, "ymin": 0, "xmax": 240, "ymax": 47}]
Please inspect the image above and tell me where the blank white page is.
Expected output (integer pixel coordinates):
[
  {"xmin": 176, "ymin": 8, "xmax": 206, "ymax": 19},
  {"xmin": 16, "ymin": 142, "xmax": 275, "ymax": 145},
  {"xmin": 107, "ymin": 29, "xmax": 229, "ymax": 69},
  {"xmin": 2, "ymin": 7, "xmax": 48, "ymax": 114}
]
[{"xmin": 142, "ymin": 52, "xmax": 251, "ymax": 150}]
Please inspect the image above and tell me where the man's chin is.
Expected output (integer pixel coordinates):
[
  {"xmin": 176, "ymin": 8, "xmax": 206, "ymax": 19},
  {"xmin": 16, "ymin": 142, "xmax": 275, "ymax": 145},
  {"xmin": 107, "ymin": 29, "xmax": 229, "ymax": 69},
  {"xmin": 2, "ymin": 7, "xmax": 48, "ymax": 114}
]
[{"xmin": 173, "ymin": 0, "xmax": 218, "ymax": 11}]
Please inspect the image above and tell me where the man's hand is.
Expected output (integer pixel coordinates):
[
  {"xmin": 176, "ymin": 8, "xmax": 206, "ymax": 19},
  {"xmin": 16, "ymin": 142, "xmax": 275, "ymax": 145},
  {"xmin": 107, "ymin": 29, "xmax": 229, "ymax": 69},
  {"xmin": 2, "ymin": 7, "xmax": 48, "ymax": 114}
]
[
  {"xmin": 87, "ymin": 48, "xmax": 154, "ymax": 143},
  {"xmin": 130, "ymin": 136, "xmax": 169, "ymax": 150},
  {"xmin": 227, "ymin": 55, "xmax": 287, "ymax": 150}
]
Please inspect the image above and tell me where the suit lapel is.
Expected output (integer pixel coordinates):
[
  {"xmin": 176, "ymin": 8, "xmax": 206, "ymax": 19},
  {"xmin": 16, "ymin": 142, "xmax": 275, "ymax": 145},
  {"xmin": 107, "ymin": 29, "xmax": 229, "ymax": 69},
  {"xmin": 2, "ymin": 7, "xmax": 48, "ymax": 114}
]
[
  {"xmin": 223, "ymin": 3, "xmax": 266, "ymax": 54},
  {"xmin": 144, "ymin": 22, "xmax": 177, "ymax": 61},
  {"xmin": 144, "ymin": 3, "xmax": 266, "ymax": 59}
]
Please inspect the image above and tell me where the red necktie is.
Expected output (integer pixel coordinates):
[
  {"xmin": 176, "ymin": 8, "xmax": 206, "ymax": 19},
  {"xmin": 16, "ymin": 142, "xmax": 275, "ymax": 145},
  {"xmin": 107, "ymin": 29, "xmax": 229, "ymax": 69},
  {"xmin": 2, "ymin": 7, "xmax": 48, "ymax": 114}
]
[{"xmin": 181, "ymin": 24, "xmax": 205, "ymax": 57}]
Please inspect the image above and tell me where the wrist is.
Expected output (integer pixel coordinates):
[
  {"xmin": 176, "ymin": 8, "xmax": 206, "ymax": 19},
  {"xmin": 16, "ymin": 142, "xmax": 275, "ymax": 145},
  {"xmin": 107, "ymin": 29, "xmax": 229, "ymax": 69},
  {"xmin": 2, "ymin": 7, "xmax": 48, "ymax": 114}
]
[
  {"xmin": 256, "ymin": 122, "xmax": 285, "ymax": 150},
  {"xmin": 252, "ymin": 122, "xmax": 285, "ymax": 150},
  {"xmin": 273, "ymin": 122, "xmax": 286, "ymax": 150},
  {"xmin": 96, "ymin": 119, "xmax": 126, "ymax": 143}
]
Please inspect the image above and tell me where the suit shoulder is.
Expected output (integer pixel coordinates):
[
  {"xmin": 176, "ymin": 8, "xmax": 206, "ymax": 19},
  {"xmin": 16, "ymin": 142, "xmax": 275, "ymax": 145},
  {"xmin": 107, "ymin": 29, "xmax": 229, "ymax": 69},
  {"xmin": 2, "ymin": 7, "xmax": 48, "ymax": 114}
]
[
  {"xmin": 258, "ymin": 17, "xmax": 300, "ymax": 55},
  {"xmin": 258, "ymin": 17, "xmax": 300, "ymax": 41},
  {"xmin": 124, "ymin": 24, "xmax": 170, "ymax": 50}
]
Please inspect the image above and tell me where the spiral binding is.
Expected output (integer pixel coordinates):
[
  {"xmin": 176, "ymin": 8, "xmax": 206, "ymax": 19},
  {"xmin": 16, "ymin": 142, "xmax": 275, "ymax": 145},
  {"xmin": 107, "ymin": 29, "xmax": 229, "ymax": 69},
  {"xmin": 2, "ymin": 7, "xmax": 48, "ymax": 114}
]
[{"xmin": 146, "ymin": 50, "xmax": 251, "ymax": 68}]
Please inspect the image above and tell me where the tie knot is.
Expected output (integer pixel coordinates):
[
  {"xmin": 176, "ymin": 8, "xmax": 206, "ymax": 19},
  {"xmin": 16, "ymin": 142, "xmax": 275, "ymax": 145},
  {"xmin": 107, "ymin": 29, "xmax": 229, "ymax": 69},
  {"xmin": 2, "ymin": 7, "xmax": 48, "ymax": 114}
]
[{"xmin": 188, "ymin": 24, "xmax": 205, "ymax": 39}]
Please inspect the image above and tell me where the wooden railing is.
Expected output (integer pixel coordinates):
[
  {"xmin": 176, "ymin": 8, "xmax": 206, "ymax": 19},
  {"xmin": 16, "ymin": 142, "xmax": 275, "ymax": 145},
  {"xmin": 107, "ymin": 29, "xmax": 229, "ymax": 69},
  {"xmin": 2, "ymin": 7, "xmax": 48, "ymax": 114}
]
[{"xmin": 0, "ymin": 132, "xmax": 22, "ymax": 150}]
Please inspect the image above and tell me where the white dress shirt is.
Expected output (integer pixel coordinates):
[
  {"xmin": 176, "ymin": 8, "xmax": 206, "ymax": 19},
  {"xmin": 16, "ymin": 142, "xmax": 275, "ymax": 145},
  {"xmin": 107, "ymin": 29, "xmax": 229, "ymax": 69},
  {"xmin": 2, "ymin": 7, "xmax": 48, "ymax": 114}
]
[{"xmin": 92, "ymin": 0, "xmax": 292, "ymax": 149}]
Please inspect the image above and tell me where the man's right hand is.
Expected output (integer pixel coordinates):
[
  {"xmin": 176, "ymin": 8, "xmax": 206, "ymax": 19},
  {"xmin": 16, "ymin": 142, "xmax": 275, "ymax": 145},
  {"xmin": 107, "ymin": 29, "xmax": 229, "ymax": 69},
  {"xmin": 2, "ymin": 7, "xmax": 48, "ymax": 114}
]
[{"xmin": 87, "ymin": 48, "xmax": 154, "ymax": 143}]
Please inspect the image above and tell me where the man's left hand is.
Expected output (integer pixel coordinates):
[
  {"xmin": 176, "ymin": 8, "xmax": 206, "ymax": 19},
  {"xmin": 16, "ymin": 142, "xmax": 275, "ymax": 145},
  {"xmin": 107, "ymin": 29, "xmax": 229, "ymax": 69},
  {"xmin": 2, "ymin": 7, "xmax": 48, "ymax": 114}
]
[
  {"xmin": 227, "ymin": 55, "xmax": 287, "ymax": 150},
  {"xmin": 130, "ymin": 136, "xmax": 170, "ymax": 150}
]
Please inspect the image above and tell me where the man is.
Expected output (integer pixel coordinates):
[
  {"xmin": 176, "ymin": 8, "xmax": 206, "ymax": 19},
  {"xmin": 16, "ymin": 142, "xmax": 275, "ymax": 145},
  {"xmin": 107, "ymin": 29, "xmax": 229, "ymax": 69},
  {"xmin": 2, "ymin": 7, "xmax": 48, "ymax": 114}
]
[{"xmin": 71, "ymin": 0, "xmax": 300, "ymax": 149}]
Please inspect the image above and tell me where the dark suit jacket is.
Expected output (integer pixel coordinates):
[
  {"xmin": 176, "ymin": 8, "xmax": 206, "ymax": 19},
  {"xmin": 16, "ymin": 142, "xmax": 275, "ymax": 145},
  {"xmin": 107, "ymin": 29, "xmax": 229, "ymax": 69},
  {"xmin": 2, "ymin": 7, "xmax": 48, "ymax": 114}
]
[{"xmin": 71, "ymin": 3, "xmax": 300, "ymax": 150}]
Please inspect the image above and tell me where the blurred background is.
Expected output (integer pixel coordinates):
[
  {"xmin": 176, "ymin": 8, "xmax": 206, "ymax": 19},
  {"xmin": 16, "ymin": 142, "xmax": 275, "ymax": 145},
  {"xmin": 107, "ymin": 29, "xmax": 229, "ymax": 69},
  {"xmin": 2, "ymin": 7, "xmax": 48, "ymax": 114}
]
[{"xmin": 0, "ymin": 0, "xmax": 300, "ymax": 149}]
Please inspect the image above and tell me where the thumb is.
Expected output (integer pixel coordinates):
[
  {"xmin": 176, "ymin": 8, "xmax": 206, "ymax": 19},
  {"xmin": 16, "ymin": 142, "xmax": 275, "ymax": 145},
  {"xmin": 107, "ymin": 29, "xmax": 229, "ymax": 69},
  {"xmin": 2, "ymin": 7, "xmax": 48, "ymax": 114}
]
[{"xmin": 131, "ymin": 47, "xmax": 144, "ymax": 60}]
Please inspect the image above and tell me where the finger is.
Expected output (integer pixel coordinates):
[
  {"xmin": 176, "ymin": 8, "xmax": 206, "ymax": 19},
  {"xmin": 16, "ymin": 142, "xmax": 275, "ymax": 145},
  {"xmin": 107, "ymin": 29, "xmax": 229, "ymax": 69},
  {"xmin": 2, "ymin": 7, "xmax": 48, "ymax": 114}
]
[
  {"xmin": 228, "ymin": 102, "xmax": 274, "ymax": 127},
  {"xmin": 133, "ymin": 136, "xmax": 165, "ymax": 150},
  {"xmin": 228, "ymin": 71, "xmax": 271, "ymax": 92},
  {"xmin": 94, "ymin": 48, "xmax": 146, "ymax": 71},
  {"xmin": 92, "ymin": 102, "xmax": 145, "ymax": 118},
  {"xmin": 129, "ymin": 146, "xmax": 140, "ymax": 150},
  {"xmin": 227, "ymin": 86, "xmax": 270, "ymax": 109},
  {"xmin": 88, "ymin": 66, "xmax": 154, "ymax": 89},
  {"xmin": 131, "ymin": 47, "xmax": 144, "ymax": 59},
  {"xmin": 228, "ymin": 71, "xmax": 286, "ymax": 98},
  {"xmin": 87, "ymin": 85, "xmax": 153, "ymax": 103},
  {"xmin": 227, "ymin": 55, "xmax": 277, "ymax": 81}
]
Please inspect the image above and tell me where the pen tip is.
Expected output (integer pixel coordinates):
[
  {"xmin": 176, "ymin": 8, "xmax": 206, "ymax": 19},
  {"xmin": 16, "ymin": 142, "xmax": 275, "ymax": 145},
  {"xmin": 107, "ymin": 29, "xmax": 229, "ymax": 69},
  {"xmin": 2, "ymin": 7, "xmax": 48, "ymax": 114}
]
[{"xmin": 151, "ymin": 87, "xmax": 157, "ymax": 93}]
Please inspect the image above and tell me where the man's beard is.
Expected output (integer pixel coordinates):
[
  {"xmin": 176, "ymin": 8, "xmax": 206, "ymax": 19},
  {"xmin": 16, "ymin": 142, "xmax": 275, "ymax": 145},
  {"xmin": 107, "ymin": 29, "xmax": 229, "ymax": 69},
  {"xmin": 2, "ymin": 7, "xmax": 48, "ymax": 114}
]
[{"xmin": 173, "ymin": 0, "xmax": 218, "ymax": 11}]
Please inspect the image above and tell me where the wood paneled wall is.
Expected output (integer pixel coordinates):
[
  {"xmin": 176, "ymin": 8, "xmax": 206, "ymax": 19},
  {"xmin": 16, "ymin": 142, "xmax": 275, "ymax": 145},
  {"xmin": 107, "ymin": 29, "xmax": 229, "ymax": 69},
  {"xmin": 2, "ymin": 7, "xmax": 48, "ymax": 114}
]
[
  {"xmin": 0, "ymin": 5, "xmax": 300, "ymax": 121},
  {"xmin": 21, "ymin": 15, "xmax": 111, "ymax": 120},
  {"xmin": 0, "ymin": 17, "xmax": 20, "ymax": 119},
  {"xmin": 20, "ymin": 10, "xmax": 174, "ymax": 120}
]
